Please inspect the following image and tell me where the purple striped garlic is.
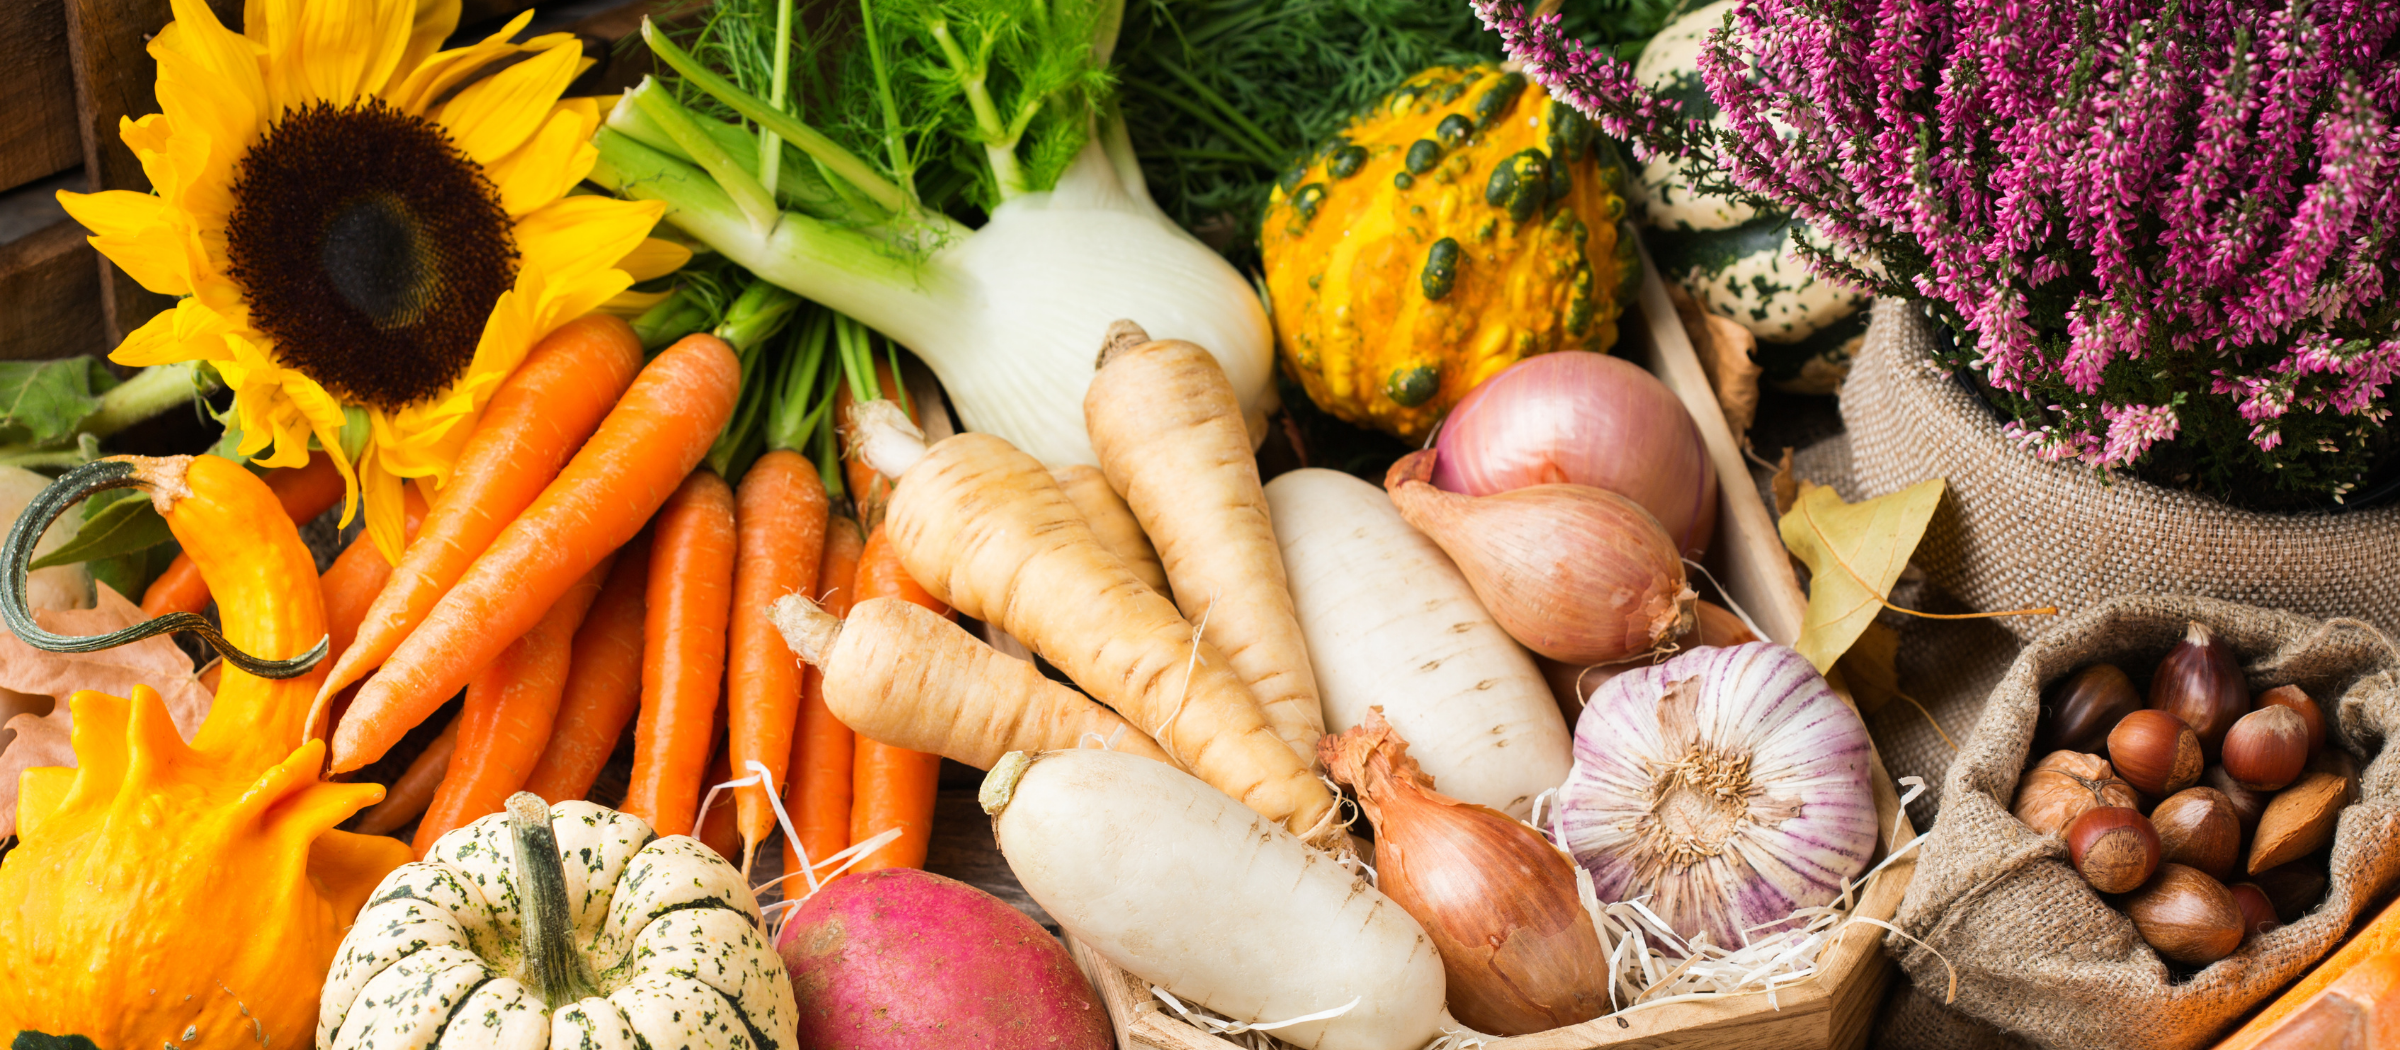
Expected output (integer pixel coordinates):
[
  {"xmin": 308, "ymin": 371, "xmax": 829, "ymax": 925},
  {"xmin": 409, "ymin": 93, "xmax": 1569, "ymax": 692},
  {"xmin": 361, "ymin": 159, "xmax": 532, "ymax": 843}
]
[{"xmin": 1555, "ymin": 642, "xmax": 1878, "ymax": 954}]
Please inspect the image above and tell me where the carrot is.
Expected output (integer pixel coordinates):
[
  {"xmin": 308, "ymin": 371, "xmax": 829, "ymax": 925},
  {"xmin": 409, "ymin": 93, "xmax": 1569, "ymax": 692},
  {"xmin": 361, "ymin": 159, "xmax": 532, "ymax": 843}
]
[
  {"xmin": 1049, "ymin": 464, "xmax": 1167, "ymax": 595},
  {"xmin": 310, "ymin": 314, "xmax": 644, "ymax": 735},
  {"xmin": 850, "ymin": 402, "xmax": 1333, "ymax": 840},
  {"xmin": 621, "ymin": 469, "xmax": 738, "ymax": 837},
  {"xmin": 522, "ymin": 533, "xmax": 651, "ymax": 804},
  {"xmin": 833, "ymin": 359, "xmax": 910, "ymax": 527},
  {"xmin": 321, "ymin": 488, "xmax": 430, "ymax": 669},
  {"xmin": 141, "ymin": 452, "xmax": 347, "ymax": 618},
  {"xmin": 328, "ymin": 333, "xmax": 740, "ymax": 772},
  {"xmin": 349, "ymin": 713, "xmax": 459, "ymax": 836},
  {"xmin": 2216, "ymin": 892, "xmax": 2400, "ymax": 1049},
  {"xmin": 727, "ymin": 450, "xmax": 829, "ymax": 866},
  {"xmin": 1086, "ymin": 323, "xmax": 1324, "ymax": 761},
  {"xmin": 697, "ymin": 739, "xmax": 744, "ymax": 864},
  {"xmin": 411, "ymin": 555, "xmax": 615, "ymax": 855},
  {"xmin": 783, "ymin": 516, "xmax": 864, "ymax": 879},
  {"xmin": 842, "ymin": 527, "xmax": 950, "ymax": 874},
  {"xmin": 770, "ymin": 593, "xmax": 1174, "ymax": 770}
]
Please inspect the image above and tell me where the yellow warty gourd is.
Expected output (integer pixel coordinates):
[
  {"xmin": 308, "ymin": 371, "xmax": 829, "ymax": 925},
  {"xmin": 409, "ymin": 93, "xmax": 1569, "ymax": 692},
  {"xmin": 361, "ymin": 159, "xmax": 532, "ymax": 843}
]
[{"xmin": 1263, "ymin": 65, "xmax": 1641, "ymax": 441}]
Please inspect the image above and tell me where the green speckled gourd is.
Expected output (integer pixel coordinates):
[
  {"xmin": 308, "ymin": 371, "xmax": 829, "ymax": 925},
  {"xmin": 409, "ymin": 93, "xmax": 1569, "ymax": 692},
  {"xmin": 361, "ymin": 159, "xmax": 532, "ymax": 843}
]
[
  {"xmin": 1634, "ymin": 1, "xmax": 1869, "ymax": 394},
  {"xmin": 1262, "ymin": 65, "xmax": 1639, "ymax": 441},
  {"xmin": 317, "ymin": 794, "xmax": 797, "ymax": 1050}
]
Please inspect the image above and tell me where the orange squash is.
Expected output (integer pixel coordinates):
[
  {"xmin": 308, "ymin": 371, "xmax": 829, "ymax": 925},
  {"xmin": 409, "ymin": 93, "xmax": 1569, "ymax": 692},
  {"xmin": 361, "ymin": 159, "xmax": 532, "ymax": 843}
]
[
  {"xmin": 1262, "ymin": 65, "xmax": 1640, "ymax": 441},
  {"xmin": 0, "ymin": 456, "xmax": 412, "ymax": 1049}
]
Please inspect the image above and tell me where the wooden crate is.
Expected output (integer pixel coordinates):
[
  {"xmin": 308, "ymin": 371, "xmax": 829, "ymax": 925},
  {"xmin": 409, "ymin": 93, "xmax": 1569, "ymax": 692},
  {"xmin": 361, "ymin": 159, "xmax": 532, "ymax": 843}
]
[{"xmin": 1068, "ymin": 232, "xmax": 1920, "ymax": 1050}]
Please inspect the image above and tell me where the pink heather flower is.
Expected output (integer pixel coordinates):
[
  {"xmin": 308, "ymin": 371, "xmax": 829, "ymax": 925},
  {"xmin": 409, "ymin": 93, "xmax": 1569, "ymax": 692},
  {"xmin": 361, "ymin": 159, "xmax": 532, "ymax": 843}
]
[{"xmin": 2100, "ymin": 402, "xmax": 2184, "ymax": 467}]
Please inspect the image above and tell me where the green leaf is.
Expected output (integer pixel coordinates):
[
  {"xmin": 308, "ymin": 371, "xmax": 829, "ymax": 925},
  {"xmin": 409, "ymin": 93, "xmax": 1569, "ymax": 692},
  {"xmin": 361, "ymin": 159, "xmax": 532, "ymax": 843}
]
[
  {"xmin": 31, "ymin": 491, "xmax": 175, "ymax": 571},
  {"xmin": 0, "ymin": 359, "xmax": 110, "ymax": 444},
  {"xmin": 86, "ymin": 538, "xmax": 180, "ymax": 603}
]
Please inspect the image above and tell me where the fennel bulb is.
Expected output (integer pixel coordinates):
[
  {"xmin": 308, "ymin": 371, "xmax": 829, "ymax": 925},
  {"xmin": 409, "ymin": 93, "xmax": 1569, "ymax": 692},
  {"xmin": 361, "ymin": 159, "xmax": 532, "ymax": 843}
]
[{"xmin": 590, "ymin": 4, "xmax": 1274, "ymax": 466}]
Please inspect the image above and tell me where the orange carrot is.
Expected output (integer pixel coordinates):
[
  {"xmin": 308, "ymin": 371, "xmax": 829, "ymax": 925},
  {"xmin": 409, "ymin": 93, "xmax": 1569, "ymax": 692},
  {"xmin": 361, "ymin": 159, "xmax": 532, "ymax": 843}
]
[
  {"xmin": 328, "ymin": 333, "xmax": 739, "ymax": 772},
  {"xmin": 311, "ymin": 315, "xmax": 644, "ymax": 733},
  {"xmin": 727, "ymin": 450, "xmax": 829, "ymax": 866},
  {"xmin": 847, "ymin": 524, "xmax": 949, "ymax": 874},
  {"xmin": 622, "ymin": 469, "xmax": 738, "ymax": 837},
  {"xmin": 784, "ymin": 515, "xmax": 864, "ymax": 878},
  {"xmin": 411, "ymin": 555, "xmax": 615, "ymax": 855},
  {"xmin": 350, "ymin": 713, "xmax": 460, "ymax": 836},
  {"xmin": 522, "ymin": 533, "xmax": 651, "ymax": 804},
  {"xmin": 697, "ymin": 737, "xmax": 743, "ymax": 864},
  {"xmin": 321, "ymin": 488, "xmax": 430, "ymax": 669},
  {"xmin": 142, "ymin": 452, "xmax": 347, "ymax": 617},
  {"xmin": 833, "ymin": 359, "xmax": 911, "ymax": 527}
]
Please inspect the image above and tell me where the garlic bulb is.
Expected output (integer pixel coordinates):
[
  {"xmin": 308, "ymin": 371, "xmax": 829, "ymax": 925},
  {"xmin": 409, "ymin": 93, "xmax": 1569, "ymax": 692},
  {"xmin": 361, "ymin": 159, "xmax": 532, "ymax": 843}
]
[{"xmin": 1556, "ymin": 642, "xmax": 1879, "ymax": 953}]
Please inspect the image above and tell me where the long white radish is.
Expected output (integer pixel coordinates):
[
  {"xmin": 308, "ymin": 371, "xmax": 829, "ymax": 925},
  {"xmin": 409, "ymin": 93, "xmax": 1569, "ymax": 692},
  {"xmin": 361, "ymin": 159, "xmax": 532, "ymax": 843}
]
[
  {"xmin": 1263, "ymin": 469, "xmax": 1570, "ymax": 819},
  {"xmin": 985, "ymin": 749, "xmax": 1449, "ymax": 1050},
  {"xmin": 1086, "ymin": 324, "xmax": 1324, "ymax": 762}
]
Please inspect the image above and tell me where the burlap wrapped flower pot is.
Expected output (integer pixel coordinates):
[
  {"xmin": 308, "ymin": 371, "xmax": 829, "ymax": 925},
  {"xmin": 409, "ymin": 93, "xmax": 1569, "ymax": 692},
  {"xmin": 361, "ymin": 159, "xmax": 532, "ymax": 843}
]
[
  {"xmin": 1840, "ymin": 304, "xmax": 2400, "ymax": 642},
  {"xmin": 1882, "ymin": 595, "xmax": 2400, "ymax": 1050}
]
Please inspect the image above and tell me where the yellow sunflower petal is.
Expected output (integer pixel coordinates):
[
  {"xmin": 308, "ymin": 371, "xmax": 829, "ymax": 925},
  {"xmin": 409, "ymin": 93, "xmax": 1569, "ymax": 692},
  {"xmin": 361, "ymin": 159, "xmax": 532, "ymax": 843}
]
[
  {"xmin": 356, "ymin": 451, "xmax": 410, "ymax": 564},
  {"xmin": 382, "ymin": 0, "xmax": 464, "ymax": 98},
  {"xmin": 111, "ymin": 298, "xmax": 237, "ymax": 368},
  {"xmin": 152, "ymin": 0, "xmax": 265, "ymax": 194},
  {"xmin": 489, "ymin": 105, "xmax": 598, "ymax": 217},
  {"xmin": 617, "ymin": 237, "xmax": 693, "ymax": 283},
  {"xmin": 514, "ymin": 195, "xmax": 665, "ymax": 286},
  {"xmin": 599, "ymin": 288, "xmax": 674, "ymax": 318},
  {"xmin": 436, "ymin": 38, "xmax": 582, "ymax": 166},
  {"xmin": 260, "ymin": 0, "xmax": 417, "ymax": 110},
  {"xmin": 59, "ymin": 190, "xmax": 192, "ymax": 297}
]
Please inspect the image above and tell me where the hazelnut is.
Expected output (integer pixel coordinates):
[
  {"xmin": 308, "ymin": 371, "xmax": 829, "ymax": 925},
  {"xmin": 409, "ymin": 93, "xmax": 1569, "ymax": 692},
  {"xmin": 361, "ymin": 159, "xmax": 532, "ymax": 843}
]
[
  {"xmin": 2230, "ymin": 883, "xmax": 2280, "ymax": 938},
  {"xmin": 2222, "ymin": 707, "xmax": 2310, "ymax": 792},
  {"xmin": 2126, "ymin": 864, "xmax": 2245, "ymax": 966},
  {"xmin": 2040, "ymin": 664, "xmax": 2142, "ymax": 755},
  {"xmin": 2150, "ymin": 787, "xmax": 2243, "ymax": 881},
  {"xmin": 2013, "ymin": 751, "xmax": 2141, "ymax": 836},
  {"xmin": 2149, "ymin": 621, "xmax": 2249, "ymax": 760},
  {"xmin": 2202, "ymin": 766, "xmax": 2269, "ymax": 836},
  {"xmin": 2249, "ymin": 771, "xmax": 2349, "ymax": 875},
  {"xmin": 2109, "ymin": 709, "xmax": 2204, "ymax": 798},
  {"xmin": 2256, "ymin": 684, "xmax": 2327, "ymax": 760},
  {"xmin": 2065, "ymin": 807, "xmax": 2159, "ymax": 893}
]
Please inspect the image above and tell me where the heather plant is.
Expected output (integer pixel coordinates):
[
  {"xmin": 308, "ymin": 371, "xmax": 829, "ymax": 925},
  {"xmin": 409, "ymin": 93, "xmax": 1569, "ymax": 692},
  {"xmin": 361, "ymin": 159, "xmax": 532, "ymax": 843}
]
[{"xmin": 1477, "ymin": 0, "xmax": 2400, "ymax": 505}]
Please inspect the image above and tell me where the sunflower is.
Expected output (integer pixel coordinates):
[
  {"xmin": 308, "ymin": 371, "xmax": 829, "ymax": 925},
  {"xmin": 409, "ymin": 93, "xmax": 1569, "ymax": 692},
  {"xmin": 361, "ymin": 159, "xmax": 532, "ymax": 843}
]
[{"xmin": 62, "ymin": 0, "xmax": 690, "ymax": 561}]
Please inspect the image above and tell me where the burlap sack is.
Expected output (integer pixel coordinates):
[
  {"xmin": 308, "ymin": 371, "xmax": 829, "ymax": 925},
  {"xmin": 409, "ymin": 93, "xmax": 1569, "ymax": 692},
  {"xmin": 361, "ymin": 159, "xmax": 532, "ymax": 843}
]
[
  {"xmin": 1882, "ymin": 595, "xmax": 2400, "ymax": 1050},
  {"xmin": 1840, "ymin": 303, "xmax": 2400, "ymax": 643}
]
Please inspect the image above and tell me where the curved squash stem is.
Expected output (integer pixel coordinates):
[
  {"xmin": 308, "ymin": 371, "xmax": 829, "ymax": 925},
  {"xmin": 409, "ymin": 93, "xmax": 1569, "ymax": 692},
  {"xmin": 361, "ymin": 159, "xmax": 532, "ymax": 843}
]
[{"xmin": 508, "ymin": 792, "xmax": 598, "ymax": 1008}]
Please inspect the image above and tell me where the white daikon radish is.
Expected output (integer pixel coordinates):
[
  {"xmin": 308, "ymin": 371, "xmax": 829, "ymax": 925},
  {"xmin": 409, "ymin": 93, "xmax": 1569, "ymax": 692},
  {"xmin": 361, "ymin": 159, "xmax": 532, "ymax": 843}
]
[
  {"xmin": 1264, "ymin": 468, "xmax": 1569, "ymax": 818},
  {"xmin": 985, "ymin": 749, "xmax": 1448, "ymax": 1050}
]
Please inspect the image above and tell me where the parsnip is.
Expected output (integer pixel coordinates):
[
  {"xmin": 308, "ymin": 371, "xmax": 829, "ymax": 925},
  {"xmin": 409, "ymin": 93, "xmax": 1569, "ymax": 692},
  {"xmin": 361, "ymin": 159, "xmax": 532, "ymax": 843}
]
[
  {"xmin": 1264, "ymin": 469, "xmax": 1570, "ymax": 819},
  {"xmin": 987, "ymin": 749, "xmax": 1449, "ymax": 1050},
  {"xmin": 1086, "ymin": 324, "xmax": 1324, "ymax": 761},
  {"xmin": 769, "ymin": 594, "xmax": 1174, "ymax": 770},
  {"xmin": 1049, "ymin": 464, "xmax": 1168, "ymax": 595},
  {"xmin": 851, "ymin": 402, "xmax": 1333, "ymax": 839}
]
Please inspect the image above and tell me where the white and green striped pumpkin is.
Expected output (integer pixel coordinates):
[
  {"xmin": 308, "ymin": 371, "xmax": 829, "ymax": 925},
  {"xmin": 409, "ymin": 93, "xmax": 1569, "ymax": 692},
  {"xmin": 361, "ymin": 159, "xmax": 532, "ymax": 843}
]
[
  {"xmin": 1633, "ymin": 0, "xmax": 1869, "ymax": 394},
  {"xmin": 317, "ymin": 795, "xmax": 796, "ymax": 1050}
]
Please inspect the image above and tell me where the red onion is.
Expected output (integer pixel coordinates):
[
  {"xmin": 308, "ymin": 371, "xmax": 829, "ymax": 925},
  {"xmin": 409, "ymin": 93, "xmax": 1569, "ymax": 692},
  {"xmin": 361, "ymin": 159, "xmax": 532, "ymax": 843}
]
[{"xmin": 1432, "ymin": 352, "xmax": 1719, "ymax": 555}]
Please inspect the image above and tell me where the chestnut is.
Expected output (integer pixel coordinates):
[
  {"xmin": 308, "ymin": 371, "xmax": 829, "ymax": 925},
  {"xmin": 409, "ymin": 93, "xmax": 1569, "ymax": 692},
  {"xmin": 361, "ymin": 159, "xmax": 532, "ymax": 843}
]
[
  {"xmin": 2149, "ymin": 621, "xmax": 2249, "ymax": 760},
  {"xmin": 2251, "ymin": 861, "xmax": 2329, "ymax": 920},
  {"xmin": 2150, "ymin": 787, "xmax": 2243, "ymax": 881},
  {"xmin": 2202, "ymin": 765, "xmax": 2269, "ymax": 836},
  {"xmin": 2127, "ymin": 864, "xmax": 2245, "ymax": 966},
  {"xmin": 2257, "ymin": 684, "xmax": 2328, "ymax": 760},
  {"xmin": 2223, "ymin": 706, "xmax": 2310, "ymax": 792},
  {"xmin": 2013, "ymin": 751, "xmax": 2142, "ymax": 835},
  {"xmin": 2230, "ymin": 882, "xmax": 2280, "ymax": 938},
  {"xmin": 2065, "ymin": 807, "xmax": 2159, "ymax": 893},
  {"xmin": 2040, "ymin": 664, "xmax": 2142, "ymax": 755},
  {"xmin": 2109, "ymin": 709, "xmax": 2204, "ymax": 799}
]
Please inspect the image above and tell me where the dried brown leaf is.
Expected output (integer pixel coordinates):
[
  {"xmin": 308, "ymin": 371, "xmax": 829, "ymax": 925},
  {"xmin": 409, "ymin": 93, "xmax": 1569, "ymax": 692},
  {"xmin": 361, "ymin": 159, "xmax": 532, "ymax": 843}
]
[{"xmin": 0, "ymin": 583, "xmax": 210, "ymax": 837}]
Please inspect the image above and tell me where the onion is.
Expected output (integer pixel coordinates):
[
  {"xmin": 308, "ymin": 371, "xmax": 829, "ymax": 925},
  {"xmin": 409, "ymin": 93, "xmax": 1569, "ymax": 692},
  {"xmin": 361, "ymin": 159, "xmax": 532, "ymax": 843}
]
[
  {"xmin": 1557, "ymin": 642, "xmax": 1879, "ymax": 954},
  {"xmin": 1541, "ymin": 599, "xmax": 1760, "ymax": 719},
  {"xmin": 1385, "ymin": 450, "xmax": 1695, "ymax": 665},
  {"xmin": 1320, "ymin": 710, "xmax": 1607, "ymax": 1036},
  {"xmin": 1431, "ymin": 352, "xmax": 1719, "ymax": 556}
]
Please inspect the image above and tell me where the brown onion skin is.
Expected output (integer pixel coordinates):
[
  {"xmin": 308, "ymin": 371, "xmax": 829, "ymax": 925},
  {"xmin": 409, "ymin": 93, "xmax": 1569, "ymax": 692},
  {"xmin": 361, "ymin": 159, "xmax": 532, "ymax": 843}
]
[
  {"xmin": 1386, "ymin": 450, "xmax": 1695, "ymax": 665},
  {"xmin": 1428, "ymin": 352, "xmax": 1719, "ymax": 556},
  {"xmin": 1322, "ymin": 709, "xmax": 1608, "ymax": 1035},
  {"xmin": 2150, "ymin": 621, "xmax": 2250, "ymax": 761},
  {"xmin": 2040, "ymin": 664, "xmax": 2144, "ymax": 756},
  {"xmin": 1546, "ymin": 600, "xmax": 1758, "ymax": 716}
]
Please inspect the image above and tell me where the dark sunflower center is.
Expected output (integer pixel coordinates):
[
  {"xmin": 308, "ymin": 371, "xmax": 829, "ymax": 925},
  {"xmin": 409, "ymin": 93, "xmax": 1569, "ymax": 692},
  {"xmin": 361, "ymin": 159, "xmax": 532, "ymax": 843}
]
[{"xmin": 225, "ymin": 98, "xmax": 518, "ymax": 410}]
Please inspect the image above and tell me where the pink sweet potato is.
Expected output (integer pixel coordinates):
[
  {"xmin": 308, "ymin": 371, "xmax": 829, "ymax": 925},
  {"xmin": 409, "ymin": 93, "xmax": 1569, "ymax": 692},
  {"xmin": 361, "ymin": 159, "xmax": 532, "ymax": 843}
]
[{"xmin": 776, "ymin": 868, "xmax": 1114, "ymax": 1050}]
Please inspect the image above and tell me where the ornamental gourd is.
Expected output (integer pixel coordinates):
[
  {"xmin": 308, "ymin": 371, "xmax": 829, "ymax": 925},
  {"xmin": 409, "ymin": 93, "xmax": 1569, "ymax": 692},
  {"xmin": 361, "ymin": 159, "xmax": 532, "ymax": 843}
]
[
  {"xmin": 1262, "ymin": 65, "xmax": 1640, "ymax": 441},
  {"xmin": 319, "ymin": 793, "xmax": 799, "ymax": 1050},
  {"xmin": 0, "ymin": 456, "xmax": 415, "ymax": 1048}
]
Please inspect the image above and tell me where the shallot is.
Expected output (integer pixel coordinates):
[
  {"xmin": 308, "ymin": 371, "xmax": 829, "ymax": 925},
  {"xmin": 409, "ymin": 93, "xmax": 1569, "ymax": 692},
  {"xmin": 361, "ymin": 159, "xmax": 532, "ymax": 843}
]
[
  {"xmin": 1556, "ymin": 642, "xmax": 1879, "ymax": 953},
  {"xmin": 1386, "ymin": 450, "xmax": 1694, "ymax": 665}
]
